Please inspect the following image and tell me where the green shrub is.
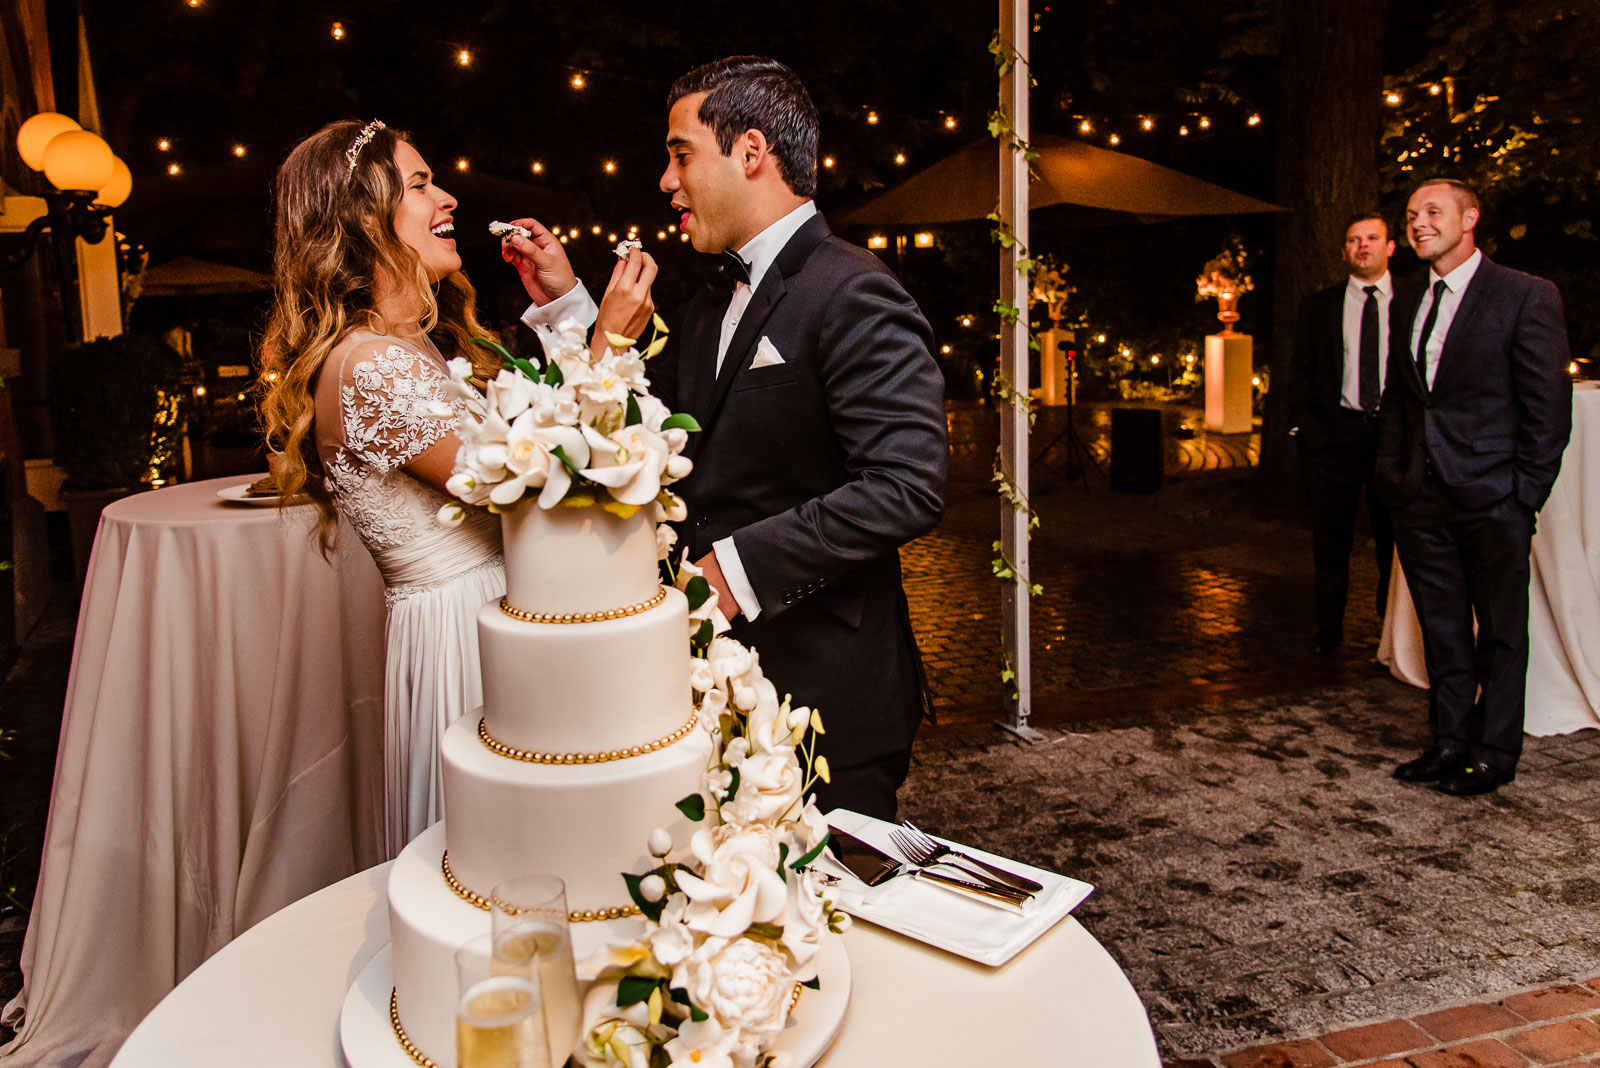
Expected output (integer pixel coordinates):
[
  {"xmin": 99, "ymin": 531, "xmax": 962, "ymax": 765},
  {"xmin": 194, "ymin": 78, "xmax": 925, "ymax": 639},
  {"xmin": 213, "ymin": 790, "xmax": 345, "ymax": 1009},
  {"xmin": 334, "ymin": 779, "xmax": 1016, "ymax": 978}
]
[{"xmin": 49, "ymin": 333, "xmax": 182, "ymax": 490}]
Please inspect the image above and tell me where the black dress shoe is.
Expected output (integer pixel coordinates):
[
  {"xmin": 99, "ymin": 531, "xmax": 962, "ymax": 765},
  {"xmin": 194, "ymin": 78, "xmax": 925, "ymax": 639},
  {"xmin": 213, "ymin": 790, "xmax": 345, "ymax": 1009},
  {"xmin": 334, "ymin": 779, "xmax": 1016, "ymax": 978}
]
[
  {"xmin": 1393, "ymin": 747, "xmax": 1467, "ymax": 783},
  {"xmin": 1434, "ymin": 760, "xmax": 1516, "ymax": 796}
]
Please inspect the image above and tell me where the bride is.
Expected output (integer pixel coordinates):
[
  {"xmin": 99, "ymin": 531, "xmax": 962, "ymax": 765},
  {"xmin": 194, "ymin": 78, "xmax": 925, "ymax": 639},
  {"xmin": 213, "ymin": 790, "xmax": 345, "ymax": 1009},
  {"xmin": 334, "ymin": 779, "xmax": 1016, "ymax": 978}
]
[{"xmin": 261, "ymin": 119, "xmax": 655, "ymax": 854}]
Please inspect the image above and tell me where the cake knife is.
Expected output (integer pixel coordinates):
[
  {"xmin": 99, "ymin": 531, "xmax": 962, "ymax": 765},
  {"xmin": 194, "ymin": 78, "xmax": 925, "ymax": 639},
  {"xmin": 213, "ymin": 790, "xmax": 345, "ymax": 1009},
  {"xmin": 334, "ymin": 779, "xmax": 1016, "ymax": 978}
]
[{"xmin": 825, "ymin": 826, "xmax": 1031, "ymax": 907}]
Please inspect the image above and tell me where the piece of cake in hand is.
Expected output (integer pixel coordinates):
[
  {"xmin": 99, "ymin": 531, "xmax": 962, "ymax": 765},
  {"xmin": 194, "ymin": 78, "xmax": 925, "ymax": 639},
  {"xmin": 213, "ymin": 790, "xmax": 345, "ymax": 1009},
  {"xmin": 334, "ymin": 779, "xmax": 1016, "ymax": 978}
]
[{"xmin": 489, "ymin": 220, "xmax": 533, "ymax": 240}]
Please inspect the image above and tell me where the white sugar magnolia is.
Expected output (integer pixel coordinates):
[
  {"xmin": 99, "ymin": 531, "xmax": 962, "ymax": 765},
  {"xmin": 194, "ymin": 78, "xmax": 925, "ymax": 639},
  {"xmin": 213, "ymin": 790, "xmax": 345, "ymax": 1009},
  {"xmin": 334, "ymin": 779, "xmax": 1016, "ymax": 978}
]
[{"xmin": 436, "ymin": 318, "xmax": 693, "ymax": 545}]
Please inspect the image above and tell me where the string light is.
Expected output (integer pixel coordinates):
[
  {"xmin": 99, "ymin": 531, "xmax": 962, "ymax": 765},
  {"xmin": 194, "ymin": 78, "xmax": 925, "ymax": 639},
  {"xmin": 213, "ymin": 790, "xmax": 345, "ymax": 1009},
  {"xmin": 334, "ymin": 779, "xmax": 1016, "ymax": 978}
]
[
  {"xmin": 570, "ymin": 73, "xmax": 586, "ymax": 89},
  {"xmin": 959, "ymin": 315, "xmax": 974, "ymax": 327},
  {"xmin": 186, "ymin": 0, "xmax": 201, "ymax": 7},
  {"xmin": 894, "ymin": 153, "xmax": 906, "ymax": 165},
  {"xmin": 668, "ymin": 225, "xmax": 677, "ymax": 233},
  {"xmin": 914, "ymin": 232, "xmax": 934, "ymax": 248},
  {"xmin": 866, "ymin": 111, "xmax": 879, "ymax": 125},
  {"xmin": 194, "ymin": 385, "xmax": 206, "ymax": 396},
  {"xmin": 591, "ymin": 225, "xmax": 601, "ymax": 234},
  {"xmin": 232, "ymin": 144, "xmax": 246, "ymax": 157},
  {"xmin": 603, "ymin": 160, "xmax": 616, "ymax": 174},
  {"xmin": 944, "ymin": 116, "xmax": 957, "ymax": 130},
  {"xmin": 1108, "ymin": 134, "xmax": 1120, "ymax": 146},
  {"xmin": 1079, "ymin": 119, "xmax": 1093, "ymax": 134},
  {"xmin": 168, "ymin": 162, "xmax": 181, "ymax": 175},
  {"xmin": 331, "ymin": 21, "xmax": 344, "ymax": 39},
  {"xmin": 823, "ymin": 156, "xmax": 835, "ymax": 169},
  {"xmin": 1248, "ymin": 113, "xmax": 1261, "ymax": 126},
  {"xmin": 531, "ymin": 162, "xmax": 543, "ymax": 174},
  {"xmin": 1179, "ymin": 125, "xmax": 1190, "ymax": 137},
  {"xmin": 456, "ymin": 158, "xmax": 469, "ymax": 170},
  {"xmin": 940, "ymin": 344, "xmax": 952, "ymax": 354},
  {"xmin": 559, "ymin": 235, "xmax": 568, "ymax": 244},
  {"xmin": 1428, "ymin": 83, "xmax": 1442, "ymax": 96},
  {"xmin": 1198, "ymin": 116, "xmax": 1211, "ymax": 129},
  {"xmin": 1141, "ymin": 117, "xmax": 1154, "ymax": 131},
  {"xmin": 568, "ymin": 229, "xmax": 578, "ymax": 238},
  {"xmin": 608, "ymin": 233, "xmax": 617, "ymax": 242},
  {"xmin": 868, "ymin": 235, "xmax": 888, "ymax": 249},
  {"xmin": 657, "ymin": 230, "xmax": 667, "ymax": 240},
  {"xmin": 457, "ymin": 49, "xmax": 472, "ymax": 67},
  {"xmin": 679, "ymin": 232, "xmax": 689, "ymax": 242},
  {"xmin": 157, "ymin": 138, "xmax": 170, "ymax": 151}
]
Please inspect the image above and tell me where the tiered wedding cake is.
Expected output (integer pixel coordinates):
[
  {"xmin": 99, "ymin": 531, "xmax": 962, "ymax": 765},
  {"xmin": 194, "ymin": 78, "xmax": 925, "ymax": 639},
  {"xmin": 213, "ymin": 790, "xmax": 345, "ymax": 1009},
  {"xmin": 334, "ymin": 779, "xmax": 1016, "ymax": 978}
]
[{"xmin": 385, "ymin": 502, "xmax": 712, "ymax": 1067}]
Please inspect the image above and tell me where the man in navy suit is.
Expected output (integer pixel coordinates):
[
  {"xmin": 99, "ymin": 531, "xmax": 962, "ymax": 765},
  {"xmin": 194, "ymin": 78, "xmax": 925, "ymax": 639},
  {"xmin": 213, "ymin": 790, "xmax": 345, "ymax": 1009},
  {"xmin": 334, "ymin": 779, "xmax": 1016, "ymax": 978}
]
[
  {"xmin": 1377, "ymin": 178, "xmax": 1572, "ymax": 795},
  {"xmin": 651, "ymin": 56, "xmax": 948, "ymax": 820},
  {"xmin": 1289, "ymin": 213, "xmax": 1407, "ymax": 656}
]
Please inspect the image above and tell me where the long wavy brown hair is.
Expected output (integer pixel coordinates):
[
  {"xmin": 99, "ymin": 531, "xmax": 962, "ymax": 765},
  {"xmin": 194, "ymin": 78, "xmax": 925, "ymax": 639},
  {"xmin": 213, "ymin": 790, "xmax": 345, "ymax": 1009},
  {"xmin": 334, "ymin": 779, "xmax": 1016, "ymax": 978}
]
[{"xmin": 260, "ymin": 120, "xmax": 500, "ymax": 551}]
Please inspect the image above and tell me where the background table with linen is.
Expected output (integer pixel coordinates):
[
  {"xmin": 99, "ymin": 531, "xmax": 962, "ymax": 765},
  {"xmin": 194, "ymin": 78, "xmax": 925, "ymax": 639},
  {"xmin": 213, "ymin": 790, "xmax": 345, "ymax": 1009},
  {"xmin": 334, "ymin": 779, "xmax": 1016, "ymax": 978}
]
[{"xmin": 0, "ymin": 475, "xmax": 388, "ymax": 1068}]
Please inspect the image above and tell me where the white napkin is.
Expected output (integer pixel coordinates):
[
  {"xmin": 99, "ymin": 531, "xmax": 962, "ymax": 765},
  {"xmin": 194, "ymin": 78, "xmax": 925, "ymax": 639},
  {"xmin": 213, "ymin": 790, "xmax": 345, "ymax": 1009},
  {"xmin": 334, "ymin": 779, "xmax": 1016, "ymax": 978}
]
[{"xmin": 750, "ymin": 336, "xmax": 785, "ymax": 368}]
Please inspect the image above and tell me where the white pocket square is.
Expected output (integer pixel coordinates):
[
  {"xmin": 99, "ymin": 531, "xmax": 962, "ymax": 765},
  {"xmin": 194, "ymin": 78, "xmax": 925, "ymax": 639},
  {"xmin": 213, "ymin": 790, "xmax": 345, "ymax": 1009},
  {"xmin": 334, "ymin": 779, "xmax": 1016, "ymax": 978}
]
[{"xmin": 750, "ymin": 336, "xmax": 785, "ymax": 369}]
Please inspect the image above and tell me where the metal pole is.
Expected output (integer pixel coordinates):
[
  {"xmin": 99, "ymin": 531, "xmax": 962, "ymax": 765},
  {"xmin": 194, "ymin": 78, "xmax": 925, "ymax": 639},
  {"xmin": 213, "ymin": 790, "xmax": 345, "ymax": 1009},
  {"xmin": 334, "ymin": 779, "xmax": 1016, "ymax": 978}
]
[{"xmin": 998, "ymin": 0, "xmax": 1041, "ymax": 741}]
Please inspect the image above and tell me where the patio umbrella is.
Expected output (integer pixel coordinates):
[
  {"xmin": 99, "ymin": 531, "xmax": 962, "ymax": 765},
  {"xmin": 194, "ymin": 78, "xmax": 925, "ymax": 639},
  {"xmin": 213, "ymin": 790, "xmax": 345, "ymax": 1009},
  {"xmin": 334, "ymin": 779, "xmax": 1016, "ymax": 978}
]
[
  {"xmin": 139, "ymin": 256, "xmax": 271, "ymax": 296},
  {"xmin": 831, "ymin": 135, "xmax": 1282, "ymax": 229}
]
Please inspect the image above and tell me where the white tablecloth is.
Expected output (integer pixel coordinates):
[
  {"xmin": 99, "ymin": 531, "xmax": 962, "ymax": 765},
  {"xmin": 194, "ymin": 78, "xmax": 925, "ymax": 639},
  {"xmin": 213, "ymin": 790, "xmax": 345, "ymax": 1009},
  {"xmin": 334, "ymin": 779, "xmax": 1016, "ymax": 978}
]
[
  {"xmin": 109, "ymin": 860, "xmax": 1160, "ymax": 1067},
  {"xmin": 1, "ymin": 476, "xmax": 388, "ymax": 1068},
  {"xmin": 1378, "ymin": 384, "xmax": 1600, "ymax": 736}
]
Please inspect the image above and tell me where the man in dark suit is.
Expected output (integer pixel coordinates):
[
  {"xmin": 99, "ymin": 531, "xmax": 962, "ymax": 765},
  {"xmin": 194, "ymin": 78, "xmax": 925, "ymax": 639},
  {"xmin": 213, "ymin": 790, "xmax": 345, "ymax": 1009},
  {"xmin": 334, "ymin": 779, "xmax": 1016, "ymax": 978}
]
[
  {"xmin": 1289, "ymin": 212, "xmax": 1408, "ymax": 655},
  {"xmin": 652, "ymin": 56, "xmax": 948, "ymax": 819},
  {"xmin": 1377, "ymin": 178, "xmax": 1572, "ymax": 796}
]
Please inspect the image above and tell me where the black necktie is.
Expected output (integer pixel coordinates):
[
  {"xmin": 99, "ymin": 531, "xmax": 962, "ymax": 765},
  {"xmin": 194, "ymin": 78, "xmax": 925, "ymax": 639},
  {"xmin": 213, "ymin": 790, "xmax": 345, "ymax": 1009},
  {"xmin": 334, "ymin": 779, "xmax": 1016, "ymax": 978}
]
[
  {"xmin": 1359, "ymin": 284, "xmax": 1380, "ymax": 412},
  {"xmin": 717, "ymin": 249, "xmax": 751, "ymax": 287},
  {"xmin": 1415, "ymin": 279, "xmax": 1447, "ymax": 383}
]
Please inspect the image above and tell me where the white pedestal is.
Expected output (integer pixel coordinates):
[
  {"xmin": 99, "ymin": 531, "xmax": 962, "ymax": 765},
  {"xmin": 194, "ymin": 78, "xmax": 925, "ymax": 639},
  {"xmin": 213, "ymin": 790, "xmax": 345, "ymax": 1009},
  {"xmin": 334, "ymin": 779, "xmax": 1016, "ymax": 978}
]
[
  {"xmin": 1204, "ymin": 333, "xmax": 1254, "ymax": 434},
  {"xmin": 1038, "ymin": 328, "xmax": 1074, "ymax": 406}
]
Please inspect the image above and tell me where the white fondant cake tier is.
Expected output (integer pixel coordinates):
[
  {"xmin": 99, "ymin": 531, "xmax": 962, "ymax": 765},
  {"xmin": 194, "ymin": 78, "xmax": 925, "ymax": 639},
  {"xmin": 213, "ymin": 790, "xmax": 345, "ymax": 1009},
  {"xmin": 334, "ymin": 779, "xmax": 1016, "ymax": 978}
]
[
  {"xmin": 440, "ymin": 713, "xmax": 711, "ymax": 911},
  {"xmin": 389, "ymin": 823, "xmax": 643, "ymax": 1068},
  {"xmin": 500, "ymin": 502, "xmax": 659, "ymax": 616},
  {"xmin": 478, "ymin": 589, "xmax": 692, "ymax": 752}
]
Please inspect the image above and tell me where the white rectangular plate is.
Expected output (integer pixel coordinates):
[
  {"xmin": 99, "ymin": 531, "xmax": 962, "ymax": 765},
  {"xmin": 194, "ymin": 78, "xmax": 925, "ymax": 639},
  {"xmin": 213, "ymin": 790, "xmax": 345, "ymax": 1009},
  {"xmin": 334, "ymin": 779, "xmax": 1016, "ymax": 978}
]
[{"xmin": 820, "ymin": 809, "xmax": 1094, "ymax": 967}]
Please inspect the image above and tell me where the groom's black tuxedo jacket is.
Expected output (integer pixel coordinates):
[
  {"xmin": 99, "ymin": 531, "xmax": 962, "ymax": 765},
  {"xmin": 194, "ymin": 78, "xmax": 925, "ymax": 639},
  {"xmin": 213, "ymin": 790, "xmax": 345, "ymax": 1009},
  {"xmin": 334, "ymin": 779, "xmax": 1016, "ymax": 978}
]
[
  {"xmin": 654, "ymin": 212, "xmax": 948, "ymax": 767},
  {"xmin": 1375, "ymin": 255, "xmax": 1571, "ymax": 512}
]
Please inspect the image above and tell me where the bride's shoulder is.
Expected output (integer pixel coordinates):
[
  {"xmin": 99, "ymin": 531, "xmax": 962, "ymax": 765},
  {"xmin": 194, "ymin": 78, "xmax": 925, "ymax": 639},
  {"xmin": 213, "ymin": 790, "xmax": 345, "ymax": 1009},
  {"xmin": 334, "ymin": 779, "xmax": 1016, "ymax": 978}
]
[{"xmin": 330, "ymin": 328, "xmax": 444, "ymax": 379}]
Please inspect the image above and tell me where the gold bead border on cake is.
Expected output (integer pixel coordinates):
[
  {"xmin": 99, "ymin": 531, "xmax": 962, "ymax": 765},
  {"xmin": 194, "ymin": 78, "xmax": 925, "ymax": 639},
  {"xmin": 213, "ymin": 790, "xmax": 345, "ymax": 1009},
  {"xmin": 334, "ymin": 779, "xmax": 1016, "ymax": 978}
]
[
  {"xmin": 440, "ymin": 850, "xmax": 642, "ymax": 923},
  {"xmin": 498, "ymin": 585, "xmax": 667, "ymax": 624},
  {"xmin": 390, "ymin": 989, "xmax": 438, "ymax": 1068},
  {"xmin": 476, "ymin": 710, "xmax": 698, "ymax": 765}
]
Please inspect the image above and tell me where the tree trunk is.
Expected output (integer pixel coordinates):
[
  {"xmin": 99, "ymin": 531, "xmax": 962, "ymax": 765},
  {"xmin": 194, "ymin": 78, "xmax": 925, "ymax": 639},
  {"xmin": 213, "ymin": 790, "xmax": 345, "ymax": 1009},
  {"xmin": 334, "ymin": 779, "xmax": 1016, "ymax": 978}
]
[{"xmin": 1259, "ymin": 0, "xmax": 1388, "ymax": 489}]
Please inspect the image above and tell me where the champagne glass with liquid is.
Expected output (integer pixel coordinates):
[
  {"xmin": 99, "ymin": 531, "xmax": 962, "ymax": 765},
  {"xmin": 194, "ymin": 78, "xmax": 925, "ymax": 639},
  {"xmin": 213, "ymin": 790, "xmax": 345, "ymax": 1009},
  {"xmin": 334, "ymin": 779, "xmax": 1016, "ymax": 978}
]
[
  {"xmin": 491, "ymin": 875, "xmax": 581, "ymax": 1068},
  {"xmin": 456, "ymin": 932, "xmax": 552, "ymax": 1068}
]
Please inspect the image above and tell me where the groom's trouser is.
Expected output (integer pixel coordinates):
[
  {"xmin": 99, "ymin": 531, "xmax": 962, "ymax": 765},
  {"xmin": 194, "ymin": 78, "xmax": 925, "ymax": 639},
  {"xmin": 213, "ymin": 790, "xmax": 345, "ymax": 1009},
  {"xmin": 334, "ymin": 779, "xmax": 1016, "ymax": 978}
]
[{"xmin": 814, "ymin": 745, "xmax": 915, "ymax": 821}]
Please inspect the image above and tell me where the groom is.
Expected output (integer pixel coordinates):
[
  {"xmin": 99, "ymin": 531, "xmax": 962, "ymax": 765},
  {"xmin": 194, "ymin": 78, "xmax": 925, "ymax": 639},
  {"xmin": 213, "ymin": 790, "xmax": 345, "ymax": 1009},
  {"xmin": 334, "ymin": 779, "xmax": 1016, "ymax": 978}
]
[{"xmin": 652, "ymin": 56, "xmax": 948, "ymax": 820}]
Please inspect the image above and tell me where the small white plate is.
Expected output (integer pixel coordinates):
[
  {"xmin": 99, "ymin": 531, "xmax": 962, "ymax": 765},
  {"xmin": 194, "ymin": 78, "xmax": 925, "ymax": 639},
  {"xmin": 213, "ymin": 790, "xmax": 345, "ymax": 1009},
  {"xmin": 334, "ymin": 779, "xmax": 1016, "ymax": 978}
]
[
  {"xmin": 340, "ymin": 937, "xmax": 850, "ymax": 1068},
  {"xmin": 216, "ymin": 480, "xmax": 307, "ymax": 506},
  {"xmin": 821, "ymin": 809, "xmax": 1094, "ymax": 967}
]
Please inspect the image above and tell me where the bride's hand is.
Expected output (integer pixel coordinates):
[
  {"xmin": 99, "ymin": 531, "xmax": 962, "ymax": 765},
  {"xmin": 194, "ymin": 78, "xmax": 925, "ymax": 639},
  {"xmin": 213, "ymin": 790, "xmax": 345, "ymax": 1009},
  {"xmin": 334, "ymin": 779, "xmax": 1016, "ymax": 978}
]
[
  {"xmin": 594, "ymin": 249, "xmax": 658, "ymax": 352},
  {"xmin": 501, "ymin": 218, "xmax": 577, "ymax": 305}
]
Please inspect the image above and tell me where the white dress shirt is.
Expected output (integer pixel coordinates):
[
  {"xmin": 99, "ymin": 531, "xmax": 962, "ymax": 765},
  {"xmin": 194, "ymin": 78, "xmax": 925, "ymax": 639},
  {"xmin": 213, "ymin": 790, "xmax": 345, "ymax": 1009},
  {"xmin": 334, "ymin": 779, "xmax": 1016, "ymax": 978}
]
[
  {"xmin": 1413, "ymin": 248, "xmax": 1483, "ymax": 389},
  {"xmin": 1340, "ymin": 271, "xmax": 1392, "ymax": 411},
  {"xmin": 517, "ymin": 202, "xmax": 822, "ymax": 623}
]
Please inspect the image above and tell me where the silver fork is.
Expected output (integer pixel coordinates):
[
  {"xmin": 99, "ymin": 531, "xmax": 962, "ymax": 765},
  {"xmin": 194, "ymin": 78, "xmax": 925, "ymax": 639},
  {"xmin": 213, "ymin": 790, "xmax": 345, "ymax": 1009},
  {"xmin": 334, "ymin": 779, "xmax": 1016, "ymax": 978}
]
[
  {"xmin": 888, "ymin": 827, "xmax": 1035, "ymax": 898},
  {"xmin": 896, "ymin": 822, "xmax": 1046, "ymax": 895}
]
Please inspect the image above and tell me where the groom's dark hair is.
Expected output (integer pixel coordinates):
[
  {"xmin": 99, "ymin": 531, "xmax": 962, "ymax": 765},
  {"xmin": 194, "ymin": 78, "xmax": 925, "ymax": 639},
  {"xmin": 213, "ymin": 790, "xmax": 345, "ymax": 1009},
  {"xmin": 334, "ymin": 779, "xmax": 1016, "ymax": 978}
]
[{"xmin": 669, "ymin": 56, "xmax": 818, "ymax": 197}]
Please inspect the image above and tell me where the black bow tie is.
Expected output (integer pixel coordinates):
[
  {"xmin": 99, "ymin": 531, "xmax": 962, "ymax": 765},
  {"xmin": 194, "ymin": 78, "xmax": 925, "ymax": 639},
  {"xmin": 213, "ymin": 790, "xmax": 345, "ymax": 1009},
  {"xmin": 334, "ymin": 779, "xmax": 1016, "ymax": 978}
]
[{"xmin": 717, "ymin": 249, "xmax": 752, "ymax": 287}]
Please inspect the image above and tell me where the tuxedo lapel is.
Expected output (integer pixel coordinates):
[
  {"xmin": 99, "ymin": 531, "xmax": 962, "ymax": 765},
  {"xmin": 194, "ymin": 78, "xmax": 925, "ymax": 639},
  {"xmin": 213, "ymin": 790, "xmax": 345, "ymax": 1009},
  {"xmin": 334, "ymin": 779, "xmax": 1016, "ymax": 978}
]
[
  {"xmin": 699, "ymin": 213, "xmax": 832, "ymax": 427},
  {"xmin": 1431, "ymin": 257, "xmax": 1493, "ymax": 395}
]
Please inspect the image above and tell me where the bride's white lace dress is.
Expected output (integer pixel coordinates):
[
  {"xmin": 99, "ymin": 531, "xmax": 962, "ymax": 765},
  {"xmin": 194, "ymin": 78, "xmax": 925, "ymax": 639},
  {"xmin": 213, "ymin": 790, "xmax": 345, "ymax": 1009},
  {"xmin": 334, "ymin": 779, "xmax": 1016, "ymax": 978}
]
[{"xmin": 315, "ymin": 328, "xmax": 504, "ymax": 856}]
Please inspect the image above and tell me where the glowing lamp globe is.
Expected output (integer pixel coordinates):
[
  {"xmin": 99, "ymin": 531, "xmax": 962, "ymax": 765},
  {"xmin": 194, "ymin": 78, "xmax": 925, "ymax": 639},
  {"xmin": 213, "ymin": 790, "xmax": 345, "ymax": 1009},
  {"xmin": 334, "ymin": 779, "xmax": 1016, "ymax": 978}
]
[
  {"xmin": 16, "ymin": 112, "xmax": 81, "ymax": 171},
  {"xmin": 94, "ymin": 157, "xmax": 133, "ymax": 208},
  {"xmin": 43, "ymin": 130, "xmax": 114, "ymax": 192}
]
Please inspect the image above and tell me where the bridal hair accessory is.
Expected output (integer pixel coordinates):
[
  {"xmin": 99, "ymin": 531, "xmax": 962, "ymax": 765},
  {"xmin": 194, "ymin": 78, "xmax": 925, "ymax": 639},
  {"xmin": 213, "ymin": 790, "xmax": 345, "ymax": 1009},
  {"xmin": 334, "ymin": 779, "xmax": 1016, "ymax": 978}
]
[{"xmin": 344, "ymin": 119, "xmax": 386, "ymax": 175}]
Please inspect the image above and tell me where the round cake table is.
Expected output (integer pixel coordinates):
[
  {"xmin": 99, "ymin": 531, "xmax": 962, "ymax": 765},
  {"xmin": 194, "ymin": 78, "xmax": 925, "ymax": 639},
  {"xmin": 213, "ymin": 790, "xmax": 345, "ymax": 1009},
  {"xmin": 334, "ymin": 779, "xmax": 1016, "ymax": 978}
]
[
  {"xmin": 108, "ymin": 859, "xmax": 1160, "ymax": 1067},
  {"xmin": 2, "ymin": 475, "xmax": 388, "ymax": 1068}
]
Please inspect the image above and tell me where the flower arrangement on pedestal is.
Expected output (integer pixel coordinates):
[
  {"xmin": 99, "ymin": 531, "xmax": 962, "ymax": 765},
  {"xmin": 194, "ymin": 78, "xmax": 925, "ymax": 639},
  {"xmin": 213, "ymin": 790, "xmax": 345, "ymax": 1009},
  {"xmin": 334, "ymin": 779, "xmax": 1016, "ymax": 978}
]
[
  {"xmin": 575, "ymin": 568, "xmax": 847, "ymax": 1068},
  {"xmin": 1195, "ymin": 238, "xmax": 1255, "ymax": 337},
  {"xmin": 436, "ymin": 316, "xmax": 696, "ymax": 551}
]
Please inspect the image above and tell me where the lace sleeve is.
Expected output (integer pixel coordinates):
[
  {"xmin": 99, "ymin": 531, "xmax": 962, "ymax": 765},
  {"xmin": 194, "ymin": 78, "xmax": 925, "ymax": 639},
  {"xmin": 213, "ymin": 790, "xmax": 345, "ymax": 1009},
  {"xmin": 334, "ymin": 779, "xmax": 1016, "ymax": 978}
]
[{"xmin": 335, "ymin": 340, "xmax": 459, "ymax": 472}]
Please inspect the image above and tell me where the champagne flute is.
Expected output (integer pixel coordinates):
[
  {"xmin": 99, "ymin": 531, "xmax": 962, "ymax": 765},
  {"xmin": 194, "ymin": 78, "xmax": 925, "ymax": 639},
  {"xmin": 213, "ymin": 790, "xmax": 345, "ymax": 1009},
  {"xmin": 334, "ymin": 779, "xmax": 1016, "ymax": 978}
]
[
  {"xmin": 491, "ymin": 875, "xmax": 581, "ymax": 1068},
  {"xmin": 456, "ymin": 933, "xmax": 552, "ymax": 1068}
]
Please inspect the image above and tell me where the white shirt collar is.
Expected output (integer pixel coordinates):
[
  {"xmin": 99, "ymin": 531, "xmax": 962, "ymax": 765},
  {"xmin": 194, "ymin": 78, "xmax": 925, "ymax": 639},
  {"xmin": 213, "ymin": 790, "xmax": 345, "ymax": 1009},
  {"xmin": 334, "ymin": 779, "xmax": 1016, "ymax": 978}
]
[
  {"xmin": 1431, "ymin": 247, "xmax": 1482, "ymax": 293},
  {"xmin": 1346, "ymin": 270, "xmax": 1392, "ymax": 299},
  {"xmin": 734, "ymin": 200, "xmax": 818, "ymax": 291}
]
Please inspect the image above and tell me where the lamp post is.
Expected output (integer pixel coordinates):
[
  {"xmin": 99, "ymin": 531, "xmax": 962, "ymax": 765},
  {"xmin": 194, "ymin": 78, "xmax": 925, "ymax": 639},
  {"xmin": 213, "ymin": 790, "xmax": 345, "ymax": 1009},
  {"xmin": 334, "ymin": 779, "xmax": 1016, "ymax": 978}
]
[{"xmin": 3, "ymin": 112, "xmax": 132, "ymax": 343}]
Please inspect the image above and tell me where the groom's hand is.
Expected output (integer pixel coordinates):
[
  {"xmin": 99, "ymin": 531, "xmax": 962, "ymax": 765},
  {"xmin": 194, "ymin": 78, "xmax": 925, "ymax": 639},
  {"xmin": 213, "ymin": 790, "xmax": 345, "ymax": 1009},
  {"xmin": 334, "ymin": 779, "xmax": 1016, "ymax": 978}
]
[
  {"xmin": 696, "ymin": 550, "xmax": 741, "ymax": 622},
  {"xmin": 501, "ymin": 218, "xmax": 577, "ymax": 306}
]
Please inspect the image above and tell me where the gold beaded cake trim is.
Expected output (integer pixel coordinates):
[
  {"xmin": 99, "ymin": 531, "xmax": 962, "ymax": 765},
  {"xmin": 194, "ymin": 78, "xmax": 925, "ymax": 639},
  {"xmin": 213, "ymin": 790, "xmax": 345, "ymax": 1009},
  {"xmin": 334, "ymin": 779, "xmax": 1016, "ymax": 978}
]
[
  {"xmin": 441, "ymin": 850, "xmax": 641, "ymax": 922},
  {"xmin": 498, "ymin": 586, "xmax": 667, "ymax": 624},
  {"xmin": 390, "ymin": 989, "xmax": 438, "ymax": 1068},
  {"xmin": 477, "ymin": 711, "xmax": 697, "ymax": 765}
]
